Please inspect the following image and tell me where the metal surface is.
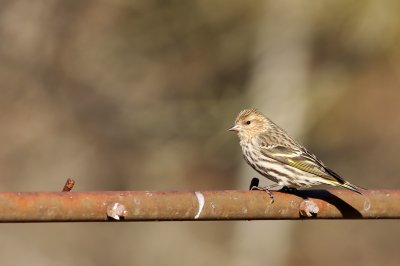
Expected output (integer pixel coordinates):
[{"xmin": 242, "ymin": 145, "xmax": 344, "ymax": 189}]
[{"xmin": 0, "ymin": 190, "xmax": 399, "ymax": 222}]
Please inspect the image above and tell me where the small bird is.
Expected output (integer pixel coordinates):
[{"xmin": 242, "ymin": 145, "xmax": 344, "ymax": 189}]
[{"xmin": 229, "ymin": 109, "xmax": 362, "ymax": 200}]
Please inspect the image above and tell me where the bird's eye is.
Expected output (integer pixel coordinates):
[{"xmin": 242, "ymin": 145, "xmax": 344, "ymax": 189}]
[{"xmin": 246, "ymin": 121, "xmax": 251, "ymax": 125}]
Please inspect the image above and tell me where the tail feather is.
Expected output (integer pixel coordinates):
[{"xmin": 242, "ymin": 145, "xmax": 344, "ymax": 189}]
[
  {"xmin": 325, "ymin": 167, "xmax": 364, "ymax": 194},
  {"xmin": 341, "ymin": 182, "xmax": 363, "ymax": 194}
]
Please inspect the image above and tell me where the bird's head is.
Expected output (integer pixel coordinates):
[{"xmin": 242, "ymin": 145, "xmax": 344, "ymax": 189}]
[{"xmin": 228, "ymin": 109, "xmax": 268, "ymax": 140}]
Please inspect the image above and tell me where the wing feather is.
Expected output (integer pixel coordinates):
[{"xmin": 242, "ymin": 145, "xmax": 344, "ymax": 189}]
[{"xmin": 259, "ymin": 144, "xmax": 344, "ymax": 184}]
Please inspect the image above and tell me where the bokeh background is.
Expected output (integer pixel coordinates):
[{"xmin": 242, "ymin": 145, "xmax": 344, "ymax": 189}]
[{"xmin": 1, "ymin": 0, "xmax": 400, "ymax": 265}]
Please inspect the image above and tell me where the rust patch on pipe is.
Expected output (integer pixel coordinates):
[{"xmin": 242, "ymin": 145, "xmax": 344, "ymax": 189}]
[{"xmin": 0, "ymin": 190, "xmax": 398, "ymax": 222}]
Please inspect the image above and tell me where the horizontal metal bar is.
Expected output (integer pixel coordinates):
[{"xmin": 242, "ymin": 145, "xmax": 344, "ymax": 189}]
[{"xmin": 0, "ymin": 190, "xmax": 398, "ymax": 222}]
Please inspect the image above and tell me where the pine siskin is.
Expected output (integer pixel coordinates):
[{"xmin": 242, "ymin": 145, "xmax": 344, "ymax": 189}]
[{"xmin": 229, "ymin": 109, "xmax": 362, "ymax": 199}]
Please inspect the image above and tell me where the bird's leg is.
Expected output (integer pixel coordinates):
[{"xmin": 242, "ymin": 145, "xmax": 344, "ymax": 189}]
[{"xmin": 250, "ymin": 184, "xmax": 280, "ymax": 203}]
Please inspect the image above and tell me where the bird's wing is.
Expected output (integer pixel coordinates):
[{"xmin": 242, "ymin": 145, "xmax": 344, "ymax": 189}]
[{"xmin": 259, "ymin": 144, "xmax": 345, "ymax": 183}]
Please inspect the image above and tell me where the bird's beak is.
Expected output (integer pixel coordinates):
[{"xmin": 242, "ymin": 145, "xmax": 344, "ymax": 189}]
[{"xmin": 228, "ymin": 125, "xmax": 240, "ymax": 132}]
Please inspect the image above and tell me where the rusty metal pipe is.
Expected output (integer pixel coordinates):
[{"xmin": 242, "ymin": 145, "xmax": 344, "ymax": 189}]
[{"xmin": 0, "ymin": 190, "xmax": 399, "ymax": 222}]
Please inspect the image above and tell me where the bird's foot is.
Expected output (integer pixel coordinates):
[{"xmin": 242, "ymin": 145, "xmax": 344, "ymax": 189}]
[
  {"xmin": 250, "ymin": 185, "xmax": 276, "ymax": 203},
  {"xmin": 249, "ymin": 177, "xmax": 260, "ymax": 190}
]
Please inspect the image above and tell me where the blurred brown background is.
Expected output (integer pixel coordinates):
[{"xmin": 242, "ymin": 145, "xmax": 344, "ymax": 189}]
[{"xmin": 0, "ymin": 0, "xmax": 399, "ymax": 265}]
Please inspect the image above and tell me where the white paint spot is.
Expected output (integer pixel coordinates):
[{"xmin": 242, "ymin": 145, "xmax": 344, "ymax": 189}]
[
  {"xmin": 363, "ymin": 198, "xmax": 371, "ymax": 211},
  {"xmin": 107, "ymin": 202, "xmax": 127, "ymax": 220},
  {"xmin": 299, "ymin": 200, "xmax": 319, "ymax": 217},
  {"xmin": 110, "ymin": 203, "xmax": 120, "ymax": 220},
  {"xmin": 194, "ymin": 191, "xmax": 205, "ymax": 219}
]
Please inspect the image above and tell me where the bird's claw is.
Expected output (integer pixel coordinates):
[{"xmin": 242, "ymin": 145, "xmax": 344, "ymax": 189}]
[{"xmin": 251, "ymin": 185, "xmax": 275, "ymax": 203}]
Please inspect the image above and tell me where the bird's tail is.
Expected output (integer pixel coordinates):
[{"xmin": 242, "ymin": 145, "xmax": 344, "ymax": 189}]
[
  {"xmin": 340, "ymin": 181, "xmax": 364, "ymax": 194},
  {"xmin": 325, "ymin": 168, "xmax": 364, "ymax": 194}
]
